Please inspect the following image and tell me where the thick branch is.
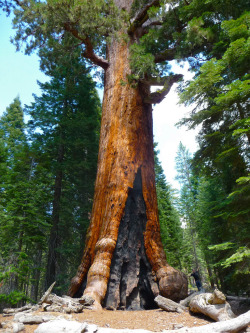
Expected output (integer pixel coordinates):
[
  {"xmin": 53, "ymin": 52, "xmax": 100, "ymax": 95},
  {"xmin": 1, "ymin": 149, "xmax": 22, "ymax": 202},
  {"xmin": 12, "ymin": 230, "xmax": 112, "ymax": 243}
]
[
  {"xmin": 144, "ymin": 74, "xmax": 183, "ymax": 104},
  {"xmin": 82, "ymin": 36, "xmax": 109, "ymax": 70},
  {"xmin": 129, "ymin": 0, "xmax": 161, "ymax": 35},
  {"xmin": 64, "ymin": 24, "xmax": 109, "ymax": 70},
  {"xmin": 154, "ymin": 48, "xmax": 177, "ymax": 63}
]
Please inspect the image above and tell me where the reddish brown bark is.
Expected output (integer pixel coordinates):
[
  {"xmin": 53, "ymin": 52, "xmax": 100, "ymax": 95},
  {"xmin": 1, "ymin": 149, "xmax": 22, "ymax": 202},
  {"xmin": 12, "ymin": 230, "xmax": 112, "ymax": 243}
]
[{"xmin": 68, "ymin": 1, "xmax": 187, "ymax": 309}]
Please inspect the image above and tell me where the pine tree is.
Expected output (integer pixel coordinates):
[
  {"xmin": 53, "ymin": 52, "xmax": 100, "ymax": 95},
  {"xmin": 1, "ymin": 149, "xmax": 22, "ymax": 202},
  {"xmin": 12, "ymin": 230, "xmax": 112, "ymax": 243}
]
[
  {"xmin": 178, "ymin": 11, "xmax": 250, "ymax": 294},
  {"xmin": 154, "ymin": 145, "xmax": 183, "ymax": 270},
  {"xmin": 0, "ymin": 98, "xmax": 50, "ymax": 308},
  {"xmin": 175, "ymin": 143, "xmax": 210, "ymax": 287},
  {"xmin": 25, "ymin": 39, "xmax": 101, "ymax": 294},
  {"xmin": 175, "ymin": 143, "xmax": 199, "ymax": 267}
]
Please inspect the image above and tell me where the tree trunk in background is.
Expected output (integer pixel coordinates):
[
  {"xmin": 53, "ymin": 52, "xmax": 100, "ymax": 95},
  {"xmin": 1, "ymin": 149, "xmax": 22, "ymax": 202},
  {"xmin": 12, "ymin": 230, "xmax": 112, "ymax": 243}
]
[
  {"xmin": 68, "ymin": 1, "xmax": 187, "ymax": 309},
  {"xmin": 205, "ymin": 258, "xmax": 215, "ymax": 289},
  {"xmin": 31, "ymin": 248, "xmax": 43, "ymax": 301},
  {"xmin": 45, "ymin": 142, "xmax": 64, "ymax": 290}
]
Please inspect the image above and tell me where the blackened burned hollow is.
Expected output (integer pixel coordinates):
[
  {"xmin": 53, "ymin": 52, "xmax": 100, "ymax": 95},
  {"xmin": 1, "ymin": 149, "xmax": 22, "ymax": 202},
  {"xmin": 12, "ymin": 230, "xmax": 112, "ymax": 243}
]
[
  {"xmin": 105, "ymin": 169, "xmax": 159, "ymax": 310},
  {"xmin": 75, "ymin": 169, "xmax": 159, "ymax": 310}
]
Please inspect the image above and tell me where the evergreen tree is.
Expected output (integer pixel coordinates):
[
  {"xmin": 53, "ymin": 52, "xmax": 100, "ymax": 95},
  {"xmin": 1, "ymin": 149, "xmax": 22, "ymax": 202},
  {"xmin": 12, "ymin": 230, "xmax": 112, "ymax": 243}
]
[
  {"xmin": 25, "ymin": 39, "xmax": 101, "ymax": 294},
  {"xmin": 194, "ymin": 172, "xmax": 250, "ymax": 294},
  {"xmin": 178, "ymin": 11, "xmax": 250, "ymax": 294},
  {"xmin": 154, "ymin": 145, "xmax": 183, "ymax": 270},
  {"xmin": 175, "ymin": 143, "xmax": 208, "ymax": 286},
  {"xmin": 0, "ymin": 98, "xmax": 50, "ymax": 308},
  {"xmin": 194, "ymin": 176, "xmax": 227, "ymax": 289},
  {"xmin": 175, "ymin": 143, "xmax": 199, "ymax": 267}
]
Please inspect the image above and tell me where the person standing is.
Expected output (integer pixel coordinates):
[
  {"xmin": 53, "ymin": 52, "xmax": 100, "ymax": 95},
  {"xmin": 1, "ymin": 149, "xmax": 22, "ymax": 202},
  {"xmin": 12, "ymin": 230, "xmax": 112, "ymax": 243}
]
[{"xmin": 191, "ymin": 268, "xmax": 202, "ymax": 291}]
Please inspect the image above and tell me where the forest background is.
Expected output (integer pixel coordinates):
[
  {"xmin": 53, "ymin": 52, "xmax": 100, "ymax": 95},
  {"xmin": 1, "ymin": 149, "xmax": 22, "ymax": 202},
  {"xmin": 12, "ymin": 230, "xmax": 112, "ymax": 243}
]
[{"xmin": 0, "ymin": 0, "xmax": 249, "ymax": 310}]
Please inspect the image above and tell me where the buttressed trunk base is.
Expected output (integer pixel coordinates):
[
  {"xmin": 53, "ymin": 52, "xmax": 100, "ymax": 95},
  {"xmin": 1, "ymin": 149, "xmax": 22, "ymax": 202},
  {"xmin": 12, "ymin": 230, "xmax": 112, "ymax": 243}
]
[{"xmin": 68, "ymin": 37, "xmax": 188, "ymax": 309}]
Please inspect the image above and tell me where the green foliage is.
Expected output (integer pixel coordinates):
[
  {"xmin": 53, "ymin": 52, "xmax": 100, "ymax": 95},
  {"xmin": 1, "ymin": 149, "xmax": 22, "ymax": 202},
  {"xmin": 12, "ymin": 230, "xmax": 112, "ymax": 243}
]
[
  {"xmin": 12, "ymin": 0, "xmax": 125, "ymax": 55},
  {"xmin": 154, "ymin": 144, "xmax": 184, "ymax": 269},
  {"xmin": 9, "ymin": 0, "xmax": 247, "ymax": 86},
  {"xmin": 208, "ymin": 241, "xmax": 250, "ymax": 293},
  {"xmin": 222, "ymin": 247, "xmax": 250, "ymax": 270},
  {"xmin": 0, "ymin": 291, "xmax": 31, "ymax": 306},
  {"xmin": 190, "ymin": 161, "xmax": 250, "ymax": 293},
  {"xmin": 179, "ymin": 12, "xmax": 250, "ymax": 146},
  {"xmin": 178, "ymin": 9, "xmax": 249, "ymax": 294},
  {"xmin": 0, "ymin": 35, "xmax": 101, "ymax": 302},
  {"xmin": 174, "ymin": 142, "xmax": 207, "ymax": 279},
  {"xmin": 25, "ymin": 36, "xmax": 101, "ymax": 293},
  {"xmin": 129, "ymin": 43, "xmax": 157, "ymax": 81},
  {"xmin": 0, "ymin": 98, "xmax": 50, "ymax": 309},
  {"xmin": 208, "ymin": 242, "xmax": 235, "ymax": 252}
]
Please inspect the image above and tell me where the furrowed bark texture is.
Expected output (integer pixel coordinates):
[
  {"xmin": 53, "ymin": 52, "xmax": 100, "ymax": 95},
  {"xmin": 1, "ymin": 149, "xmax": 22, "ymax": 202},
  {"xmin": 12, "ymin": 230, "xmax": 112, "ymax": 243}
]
[{"xmin": 68, "ymin": 1, "xmax": 187, "ymax": 309}]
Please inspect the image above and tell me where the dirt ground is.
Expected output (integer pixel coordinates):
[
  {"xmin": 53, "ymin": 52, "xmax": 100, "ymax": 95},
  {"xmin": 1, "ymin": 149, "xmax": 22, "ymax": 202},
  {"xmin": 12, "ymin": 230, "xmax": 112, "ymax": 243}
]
[{"xmin": 0, "ymin": 308, "xmax": 213, "ymax": 332}]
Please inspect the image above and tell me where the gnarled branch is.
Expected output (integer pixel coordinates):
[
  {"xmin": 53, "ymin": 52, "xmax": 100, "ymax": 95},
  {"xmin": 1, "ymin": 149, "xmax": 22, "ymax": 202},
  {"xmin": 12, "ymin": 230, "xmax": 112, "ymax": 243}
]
[
  {"xmin": 82, "ymin": 36, "xmax": 109, "ymax": 70},
  {"xmin": 64, "ymin": 24, "xmax": 109, "ymax": 70},
  {"xmin": 144, "ymin": 74, "xmax": 183, "ymax": 104}
]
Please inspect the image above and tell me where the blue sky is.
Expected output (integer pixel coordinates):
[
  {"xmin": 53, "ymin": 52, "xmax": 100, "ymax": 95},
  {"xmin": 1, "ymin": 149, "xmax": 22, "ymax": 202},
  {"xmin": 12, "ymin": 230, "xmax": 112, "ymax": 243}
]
[
  {"xmin": 0, "ymin": 13, "xmax": 47, "ymax": 115},
  {"xmin": 0, "ymin": 12, "xmax": 198, "ymax": 189}
]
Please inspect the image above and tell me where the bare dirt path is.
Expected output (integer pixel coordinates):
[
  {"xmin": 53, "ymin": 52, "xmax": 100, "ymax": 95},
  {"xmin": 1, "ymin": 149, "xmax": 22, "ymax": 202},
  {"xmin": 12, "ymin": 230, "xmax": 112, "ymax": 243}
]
[{"xmin": 0, "ymin": 308, "xmax": 213, "ymax": 332}]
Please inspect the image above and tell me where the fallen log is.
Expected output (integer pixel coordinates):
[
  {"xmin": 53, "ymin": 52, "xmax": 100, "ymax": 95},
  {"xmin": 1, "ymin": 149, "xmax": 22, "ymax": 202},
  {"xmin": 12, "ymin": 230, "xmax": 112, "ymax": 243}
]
[
  {"xmin": 38, "ymin": 281, "xmax": 56, "ymax": 305},
  {"xmin": 166, "ymin": 309, "xmax": 250, "ymax": 333},
  {"xmin": 2, "ymin": 282, "xmax": 84, "ymax": 316},
  {"xmin": 189, "ymin": 289, "xmax": 236, "ymax": 322},
  {"xmin": 42, "ymin": 294, "xmax": 84, "ymax": 313},
  {"xmin": 14, "ymin": 312, "xmax": 57, "ymax": 325},
  {"xmin": 179, "ymin": 292, "xmax": 201, "ymax": 307},
  {"xmin": 3, "ymin": 304, "xmax": 38, "ymax": 315},
  {"xmin": 2, "ymin": 295, "xmax": 83, "ymax": 316},
  {"xmin": 154, "ymin": 295, "xmax": 187, "ymax": 313}
]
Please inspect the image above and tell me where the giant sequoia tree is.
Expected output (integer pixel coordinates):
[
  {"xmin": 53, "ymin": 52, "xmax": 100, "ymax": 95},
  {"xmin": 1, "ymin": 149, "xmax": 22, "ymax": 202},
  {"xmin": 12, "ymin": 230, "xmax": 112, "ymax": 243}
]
[
  {"xmin": 6, "ymin": 0, "xmax": 247, "ymax": 309},
  {"xmin": 8, "ymin": 0, "xmax": 187, "ymax": 309}
]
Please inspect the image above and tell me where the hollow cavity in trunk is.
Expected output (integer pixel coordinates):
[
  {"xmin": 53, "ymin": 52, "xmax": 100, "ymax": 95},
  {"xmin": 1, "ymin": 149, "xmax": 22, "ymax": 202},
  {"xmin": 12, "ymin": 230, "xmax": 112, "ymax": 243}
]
[{"xmin": 104, "ymin": 169, "xmax": 159, "ymax": 310}]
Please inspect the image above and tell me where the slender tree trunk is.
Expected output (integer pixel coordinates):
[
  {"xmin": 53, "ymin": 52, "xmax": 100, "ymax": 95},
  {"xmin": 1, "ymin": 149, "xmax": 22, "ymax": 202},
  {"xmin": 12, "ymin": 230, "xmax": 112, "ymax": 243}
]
[
  {"xmin": 31, "ymin": 248, "xmax": 43, "ymax": 301},
  {"xmin": 189, "ymin": 220, "xmax": 199, "ymax": 269},
  {"xmin": 45, "ymin": 142, "xmax": 64, "ymax": 289},
  {"xmin": 205, "ymin": 257, "xmax": 215, "ymax": 289},
  {"xmin": 68, "ymin": 4, "xmax": 187, "ymax": 309}
]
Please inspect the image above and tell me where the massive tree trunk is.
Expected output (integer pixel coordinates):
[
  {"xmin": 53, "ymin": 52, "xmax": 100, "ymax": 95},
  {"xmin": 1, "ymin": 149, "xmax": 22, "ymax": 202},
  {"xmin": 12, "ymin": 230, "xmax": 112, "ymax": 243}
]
[{"xmin": 68, "ymin": 1, "xmax": 187, "ymax": 309}]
